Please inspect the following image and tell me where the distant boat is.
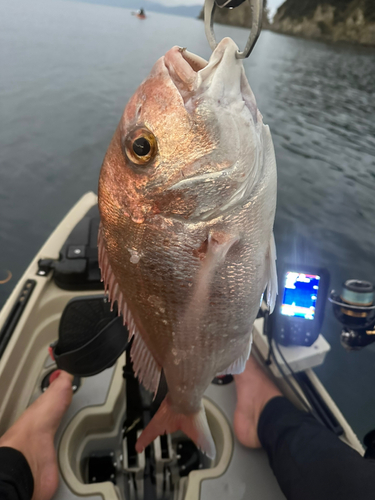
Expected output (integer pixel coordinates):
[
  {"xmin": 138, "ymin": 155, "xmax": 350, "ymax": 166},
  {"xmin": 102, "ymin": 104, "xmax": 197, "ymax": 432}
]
[{"xmin": 132, "ymin": 8, "xmax": 146, "ymax": 19}]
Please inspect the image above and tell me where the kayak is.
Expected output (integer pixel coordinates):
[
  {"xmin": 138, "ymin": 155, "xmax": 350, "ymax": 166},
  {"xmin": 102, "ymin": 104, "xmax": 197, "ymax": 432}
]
[
  {"xmin": 0, "ymin": 192, "xmax": 363, "ymax": 500},
  {"xmin": 131, "ymin": 11, "xmax": 146, "ymax": 19}
]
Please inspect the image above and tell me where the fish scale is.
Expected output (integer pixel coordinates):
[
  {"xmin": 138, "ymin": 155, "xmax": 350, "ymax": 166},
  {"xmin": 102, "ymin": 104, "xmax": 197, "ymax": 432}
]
[{"xmin": 98, "ymin": 37, "xmax": 277, "ymax": 458}]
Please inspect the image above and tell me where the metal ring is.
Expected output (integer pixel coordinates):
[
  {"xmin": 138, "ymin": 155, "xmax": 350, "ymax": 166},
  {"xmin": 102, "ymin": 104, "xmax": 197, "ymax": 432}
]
[{"xmin": 204, "ymin": 0, "xmax": 263, "ymax": 59}]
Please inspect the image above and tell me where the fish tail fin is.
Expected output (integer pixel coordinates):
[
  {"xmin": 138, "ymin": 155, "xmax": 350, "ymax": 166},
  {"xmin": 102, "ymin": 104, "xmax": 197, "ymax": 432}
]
[{"xmin": 135, "ymin": 395, "xmax": 216, "ymax": 459}]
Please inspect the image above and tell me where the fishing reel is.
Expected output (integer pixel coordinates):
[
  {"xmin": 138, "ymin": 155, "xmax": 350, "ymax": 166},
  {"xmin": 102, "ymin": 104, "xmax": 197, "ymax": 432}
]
[{"xmin": 329, "ymin": 280, "xmax": 375, "ymax": 350}]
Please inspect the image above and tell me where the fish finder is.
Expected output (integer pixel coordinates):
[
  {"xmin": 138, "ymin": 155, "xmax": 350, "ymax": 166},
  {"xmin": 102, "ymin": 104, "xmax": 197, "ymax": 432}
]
[{"xmin": 269, "ymin": 265, "xmax": 330, "ymax": 347}]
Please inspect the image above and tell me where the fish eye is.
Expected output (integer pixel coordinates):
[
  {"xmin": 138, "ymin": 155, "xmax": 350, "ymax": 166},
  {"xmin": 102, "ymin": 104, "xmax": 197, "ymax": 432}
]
[
  {"xmin": 133, "ymin": 137, "xmax": 150, "ymax": 156},
  {"xmin": 124, "ymin": 128, "xmax": 157, "ymax": 166}
]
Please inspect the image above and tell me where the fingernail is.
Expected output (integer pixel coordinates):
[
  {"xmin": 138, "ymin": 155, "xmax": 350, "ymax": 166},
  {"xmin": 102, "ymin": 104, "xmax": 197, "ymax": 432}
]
[
  {"xmin": 49, "ymin": 370, "xmax": 62, "ymax": 384},
  {"xmin": 48, "ymin": 346, "xmax": 55, "ymax": 361}
]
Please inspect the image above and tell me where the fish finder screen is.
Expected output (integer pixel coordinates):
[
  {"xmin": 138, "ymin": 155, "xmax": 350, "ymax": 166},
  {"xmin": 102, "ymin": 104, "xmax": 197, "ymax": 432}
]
[{"xmin": 281, "ymin": 272, "xmax": 320, "ymax": 320}]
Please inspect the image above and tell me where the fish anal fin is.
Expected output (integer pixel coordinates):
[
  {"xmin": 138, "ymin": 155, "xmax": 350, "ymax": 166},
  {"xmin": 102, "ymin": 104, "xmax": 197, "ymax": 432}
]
[
  {"xmin": 131, "ymin": 332, "xmax": 161, "ymax": 395},
  {"xmin": 216, "ymin": 333, "xmax": 252, "ymax": 376},
  {"xmin": 98, "ymin": 224, "xmax": 161, "ymax": 395},
  {"xmin": 136, "ymin": 395, "xmax": 216, "ymax": 459}
]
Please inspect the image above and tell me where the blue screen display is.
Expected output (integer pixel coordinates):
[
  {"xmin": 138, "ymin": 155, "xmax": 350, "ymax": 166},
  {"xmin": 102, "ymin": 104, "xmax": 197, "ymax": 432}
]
[{"xmin": 281, "ymin": 272, "xmax": 320, "ymax": 320}]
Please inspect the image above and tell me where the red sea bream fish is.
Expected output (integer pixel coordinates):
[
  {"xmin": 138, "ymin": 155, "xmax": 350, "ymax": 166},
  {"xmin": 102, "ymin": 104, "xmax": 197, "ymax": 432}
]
[{"xmin": 98, "ymin": 37, "xmax": 277, "ymax": 459}]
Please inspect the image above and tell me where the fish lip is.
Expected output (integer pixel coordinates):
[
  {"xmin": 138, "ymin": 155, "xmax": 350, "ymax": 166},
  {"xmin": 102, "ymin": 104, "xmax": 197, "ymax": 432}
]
[
  {"xmin": 180, "ymin": 48, "xmax": 208, "ymax": 73},
  {"xmin": 164, "ymin": 38, "xmax": 238, "ymax": 86},
  {"xmin": 163, "ymin": 46, "xmax": 208, "ymax": 91}
]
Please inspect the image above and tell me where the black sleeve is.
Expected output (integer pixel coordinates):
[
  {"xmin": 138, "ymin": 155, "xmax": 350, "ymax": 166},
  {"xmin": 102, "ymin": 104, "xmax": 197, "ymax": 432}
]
[
  {"xmin": 0, "ymin": 447, "xmax": 34, "ymax": 500},
  {"xmin": 258, "ymin": 396, "xmax": 375, "ymax": 500}
]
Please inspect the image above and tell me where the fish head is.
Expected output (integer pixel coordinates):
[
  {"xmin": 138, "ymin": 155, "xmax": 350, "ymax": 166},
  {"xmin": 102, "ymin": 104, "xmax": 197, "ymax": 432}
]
[{"xmin": 99, "ymin": 37, "xmax": 265, "ymax": 224}]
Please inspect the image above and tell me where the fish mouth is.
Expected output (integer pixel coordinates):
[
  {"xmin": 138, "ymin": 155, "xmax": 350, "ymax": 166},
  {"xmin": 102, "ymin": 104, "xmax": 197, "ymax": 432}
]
[
  {"xmin": 164, "ymin": 46, "xmax": 208, "ymax": 94},
  {"xmin": 164, "ymin": 38, "xmax": 258, "ymax": 121}
]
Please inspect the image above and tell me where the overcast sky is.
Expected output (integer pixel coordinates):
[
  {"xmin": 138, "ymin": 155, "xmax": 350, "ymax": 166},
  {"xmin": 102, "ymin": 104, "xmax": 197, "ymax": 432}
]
[
  {"xmin": 267, "ymin": 0, "xmax": 284, "ymax": 16},
  {"xmin": 267, "ymin": 0, "xmax": 284, "ymax": 11}
]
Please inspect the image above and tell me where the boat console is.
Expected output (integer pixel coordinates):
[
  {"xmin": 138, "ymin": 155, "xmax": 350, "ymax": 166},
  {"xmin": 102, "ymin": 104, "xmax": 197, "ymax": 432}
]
[{"xmin": 0, "ymin": 192, "xmax": 364, "ymax": 500}]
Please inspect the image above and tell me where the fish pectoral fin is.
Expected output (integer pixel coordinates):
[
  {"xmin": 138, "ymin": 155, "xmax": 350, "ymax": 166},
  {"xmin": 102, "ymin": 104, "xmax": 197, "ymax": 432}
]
[
  {"xmin": 216, "ymin": 332, "xmax": 252, "ymax": 376},
  {"xmin": 136, "ymin": 395, "xmax": 216, "ymax": 459},
  {"xmin": 131, "ymin": 332, "xmax": 161, "ymax": 396},
  {"xmin": 265, "ymin": 232, "xmax": 278, "ymax": 314},
  {"xmin": 206, "ymin": 231, "xmax": 240, "ymax": 264},
  {"xmin": 184, "ymin": 231, "xmax": 240, "ymax": 330}
]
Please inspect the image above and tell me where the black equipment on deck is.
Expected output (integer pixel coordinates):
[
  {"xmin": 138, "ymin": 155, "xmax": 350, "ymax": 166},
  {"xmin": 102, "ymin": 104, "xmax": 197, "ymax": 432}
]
[
  {"xmin": 268, "ymin": 264, "xmax": 330, "ymax": 347},
  {"xmin": 38, "ymin": 205, "xmax": 103, "ymax": 291},
  {"xmin": 0, "ymin": 279, "xmax": 36, "ymax": 359},
  {"xmin": 51, "ymin": 296, "xmax": 129, "ymax": 376}
]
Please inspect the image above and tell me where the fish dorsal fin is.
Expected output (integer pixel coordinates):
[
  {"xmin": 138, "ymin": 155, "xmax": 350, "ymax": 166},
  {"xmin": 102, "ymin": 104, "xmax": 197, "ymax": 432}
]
[
  {"xmin": 216, "ymin": 331, "xmax": 252, "ymax": 376},
  {"xmin": 266, "ymin": 232, "xmax": 278, "ymax": 314},
  {"xmin": 98, "ymin": 225, "xmax": 161, "ymax": 395}
]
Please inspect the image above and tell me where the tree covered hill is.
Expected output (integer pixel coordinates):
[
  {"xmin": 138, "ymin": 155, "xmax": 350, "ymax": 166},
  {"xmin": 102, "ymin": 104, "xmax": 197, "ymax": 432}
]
[{"xmin": 272, "ymin": 0, "xmax": 375, "ymax": 45}]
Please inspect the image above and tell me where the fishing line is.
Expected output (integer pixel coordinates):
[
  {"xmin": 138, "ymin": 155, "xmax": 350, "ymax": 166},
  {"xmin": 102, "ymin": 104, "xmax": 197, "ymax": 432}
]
[
  {"xmin": 268, "ymin": 340, "xmax": 311, "ymax": 414},
  {"xmin": 272, "ymin": 339, "xmax": 326, "ymax": 426},
  {"xmin": 263, "ymin": 308, "xmax": 324, "ymax": 423}
]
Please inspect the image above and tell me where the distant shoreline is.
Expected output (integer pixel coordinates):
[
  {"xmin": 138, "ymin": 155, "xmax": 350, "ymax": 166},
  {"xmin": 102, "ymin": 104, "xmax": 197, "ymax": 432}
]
[
  {"xmin": 268, "ymin": 25, "xmax": 375, "ymax": 48},
  {"xmin": 271, "ymin": 1, "xmax": 375, "ymax": 47},
  {"xmin": 197, "ymin": 0, "xmax": 375, "ymax": 48}
]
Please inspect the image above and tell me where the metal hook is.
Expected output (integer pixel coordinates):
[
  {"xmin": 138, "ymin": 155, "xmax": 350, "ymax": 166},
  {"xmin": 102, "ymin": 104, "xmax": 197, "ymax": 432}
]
[{"xmin": 204, "ymin": 0, "xmax": 263, "ymax": 59}]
